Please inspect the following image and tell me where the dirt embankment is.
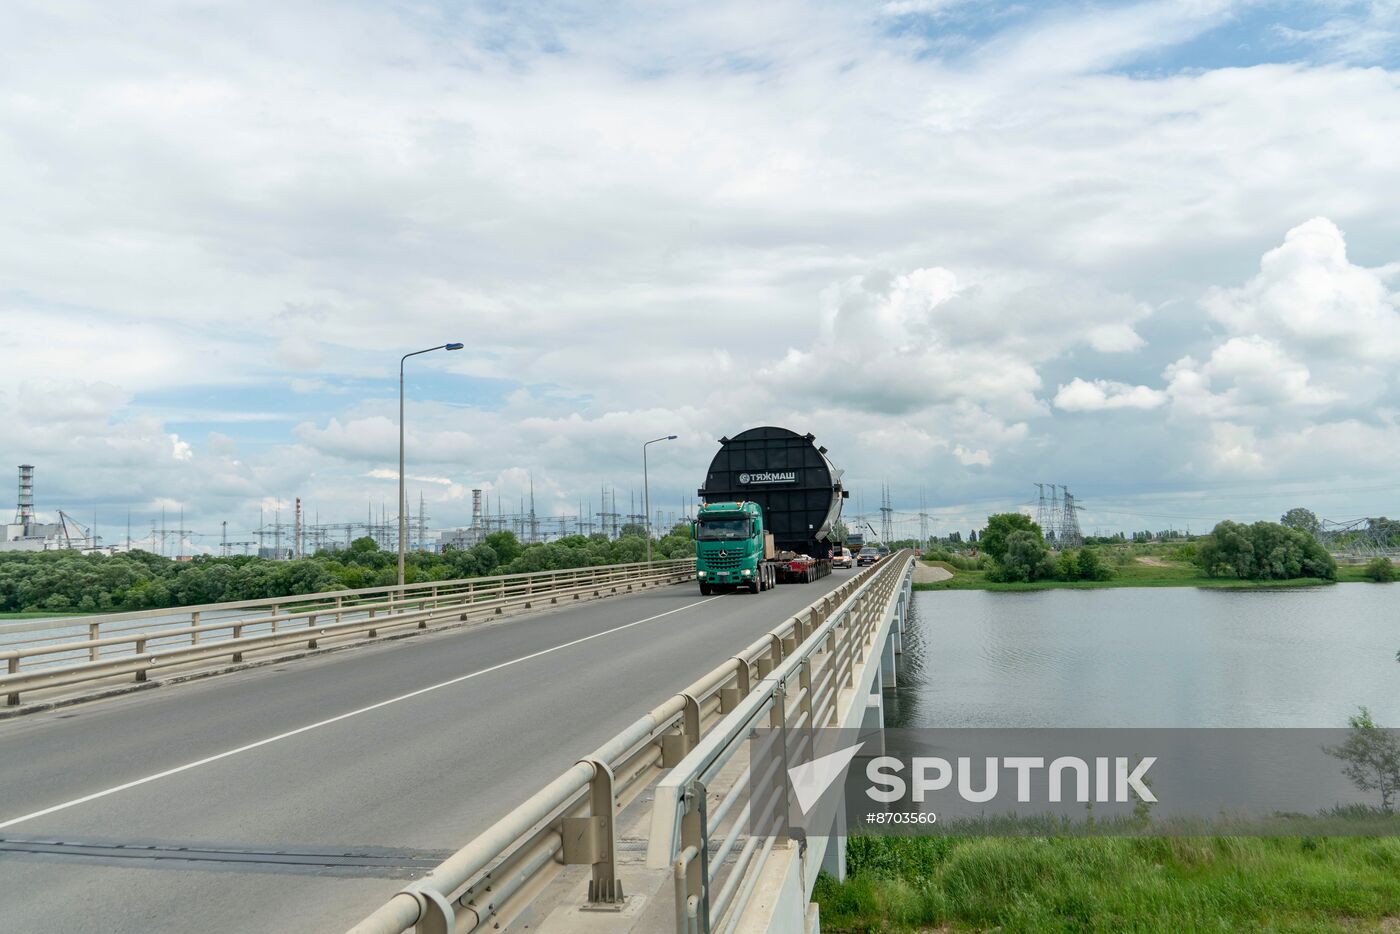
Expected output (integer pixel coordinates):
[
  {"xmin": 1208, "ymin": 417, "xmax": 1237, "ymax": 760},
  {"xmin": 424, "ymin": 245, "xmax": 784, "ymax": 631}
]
[{"xmin": 913, "ymin": 562, "xmax": 953, "ymax": 583}]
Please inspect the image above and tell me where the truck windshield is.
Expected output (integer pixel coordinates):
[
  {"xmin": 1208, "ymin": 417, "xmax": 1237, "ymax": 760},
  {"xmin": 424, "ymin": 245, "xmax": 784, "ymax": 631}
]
[{"xmin": 698, "ymin": 518, "xmax": 749, "ymax": 540}]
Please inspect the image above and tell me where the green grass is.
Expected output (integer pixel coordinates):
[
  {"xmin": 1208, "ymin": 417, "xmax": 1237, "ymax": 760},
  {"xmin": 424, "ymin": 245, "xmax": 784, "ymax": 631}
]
[
  {"xmin": 814, "ymin": 835, "xmax": 1400, "ymax": 932},
  {"xmin": 912, "ymin": 558, "xmax": 1379, "ymax": 592}
]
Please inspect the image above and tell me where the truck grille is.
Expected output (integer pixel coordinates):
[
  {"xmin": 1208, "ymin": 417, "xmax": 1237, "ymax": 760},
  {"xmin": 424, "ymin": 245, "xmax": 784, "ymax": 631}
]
[{"xmin": 705, "ymin": 552, "xmax": 741, "ymax": 570}]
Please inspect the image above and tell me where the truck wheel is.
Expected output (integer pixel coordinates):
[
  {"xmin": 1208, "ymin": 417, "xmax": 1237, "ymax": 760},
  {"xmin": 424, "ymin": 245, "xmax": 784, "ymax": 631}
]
[
  {"xmin": 700, "ymin": 583, "xmax": 713, "ymax": 596},
  {"xmin": 750, "ymin": 578, "xmax": 761, "ymax": 594}
]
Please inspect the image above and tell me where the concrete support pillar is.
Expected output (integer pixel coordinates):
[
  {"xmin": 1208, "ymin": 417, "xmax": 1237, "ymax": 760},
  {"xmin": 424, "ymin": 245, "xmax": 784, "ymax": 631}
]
[
  {"xmin": 880, "ymin": 630, "xmax": 898, "ymax": 692},
  {"xmin": 860, "ymin": 688, "xmax": 885, "ymax": 758},
  {"xmin": 819, "ymin": 792, "xmax": 849, "ymax": 882}
]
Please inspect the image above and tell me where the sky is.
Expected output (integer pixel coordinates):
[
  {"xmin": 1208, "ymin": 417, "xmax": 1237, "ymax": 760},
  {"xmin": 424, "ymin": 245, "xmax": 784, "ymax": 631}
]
[{"xmin": 2, "ymin": 0, "xmax": 1399, "ymax": 549}]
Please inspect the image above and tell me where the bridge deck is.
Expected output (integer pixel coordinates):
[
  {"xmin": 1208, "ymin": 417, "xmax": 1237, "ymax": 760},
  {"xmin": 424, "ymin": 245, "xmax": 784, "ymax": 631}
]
[{"xmin": 0, "ymin": 572, "xmax": 854, "ymax": 933}]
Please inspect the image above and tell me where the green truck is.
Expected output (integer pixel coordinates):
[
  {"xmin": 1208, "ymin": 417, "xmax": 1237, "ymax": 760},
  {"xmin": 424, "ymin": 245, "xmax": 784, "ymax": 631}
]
[{"xmin": 693, "ymin": 501, "xmax": 779, "ymax": 594}]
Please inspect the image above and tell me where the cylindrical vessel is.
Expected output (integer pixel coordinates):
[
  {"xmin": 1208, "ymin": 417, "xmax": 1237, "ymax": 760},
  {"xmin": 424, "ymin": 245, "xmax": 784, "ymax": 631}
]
[{"xmin": 698, "ymin": 426, "xmax": 845, "ymax": 558}]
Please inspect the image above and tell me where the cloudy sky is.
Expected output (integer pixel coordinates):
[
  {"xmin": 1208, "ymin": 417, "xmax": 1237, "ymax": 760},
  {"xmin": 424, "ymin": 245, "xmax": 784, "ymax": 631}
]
[{"xmin": 3, "ymin": 0, "xmax": 1399, "ymax": 548}]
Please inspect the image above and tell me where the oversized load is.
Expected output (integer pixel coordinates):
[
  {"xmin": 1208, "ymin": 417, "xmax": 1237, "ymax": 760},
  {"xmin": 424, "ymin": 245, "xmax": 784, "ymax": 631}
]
[{"xmin": 697, "ymin": 426, "xmax": 847, "ymax": 562}]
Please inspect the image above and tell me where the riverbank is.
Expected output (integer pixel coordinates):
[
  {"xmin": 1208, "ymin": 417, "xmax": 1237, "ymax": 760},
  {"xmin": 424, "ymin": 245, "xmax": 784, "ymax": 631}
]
[
  {"xmin": 813, "ymin": 835, "xmax": 1400, "ymax": 933},
  {"xmin": 912, "ymin": 558, "xmax": 1377, "ymax": 591}
]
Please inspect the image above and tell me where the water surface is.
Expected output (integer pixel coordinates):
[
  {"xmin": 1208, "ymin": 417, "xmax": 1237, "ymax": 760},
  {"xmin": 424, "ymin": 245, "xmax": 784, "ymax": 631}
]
[{"xmin": 887, "ymin": 585, "xmax": 1399, "ymax": 728}]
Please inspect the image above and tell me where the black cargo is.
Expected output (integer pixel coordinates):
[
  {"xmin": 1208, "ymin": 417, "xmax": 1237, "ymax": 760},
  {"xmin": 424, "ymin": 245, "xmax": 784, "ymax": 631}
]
[{"xmin": 698, "ymin": 426, "xmax": 846, "ymax": 559}]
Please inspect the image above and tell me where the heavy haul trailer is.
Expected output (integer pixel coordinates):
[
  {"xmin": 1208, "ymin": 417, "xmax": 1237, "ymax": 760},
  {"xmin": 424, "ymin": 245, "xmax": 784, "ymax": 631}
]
[{"xmin": 694, "ymin": 426, "xmax": 847, "ymax": 592}]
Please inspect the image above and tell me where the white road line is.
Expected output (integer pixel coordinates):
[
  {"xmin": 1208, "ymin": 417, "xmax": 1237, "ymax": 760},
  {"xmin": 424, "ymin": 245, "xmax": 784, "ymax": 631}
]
[{"xmin": 0, "ymin": 594, "xmax": 723, "ymax": 831}]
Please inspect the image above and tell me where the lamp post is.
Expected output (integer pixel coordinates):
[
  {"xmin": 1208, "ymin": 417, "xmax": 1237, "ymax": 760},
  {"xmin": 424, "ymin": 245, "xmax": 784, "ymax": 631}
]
[
  {"xmin": 399, "ymin": 342, "xmax": 464, "ymax": 587},
  {"xmin": 643, "ymin": 434, "xmax": 678, "ymax": 564}
]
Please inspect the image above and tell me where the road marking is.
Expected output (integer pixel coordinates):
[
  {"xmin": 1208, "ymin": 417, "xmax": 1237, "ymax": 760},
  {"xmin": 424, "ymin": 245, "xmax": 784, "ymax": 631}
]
[{"xmin": 0, "ymin": 594, "xmax": 723, "ymax": 830}]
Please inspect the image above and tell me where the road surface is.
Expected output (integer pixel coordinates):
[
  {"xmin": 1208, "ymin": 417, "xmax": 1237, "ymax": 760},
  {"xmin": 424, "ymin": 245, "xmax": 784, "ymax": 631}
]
[{"xmin": 0, "ymin": 570, "xmax": 854, "ymax": 932}]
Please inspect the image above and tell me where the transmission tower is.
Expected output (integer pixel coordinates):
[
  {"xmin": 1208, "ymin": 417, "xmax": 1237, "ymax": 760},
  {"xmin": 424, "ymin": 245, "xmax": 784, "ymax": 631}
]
[
  {"xmin": 879, "ymin": 483, "xmax": 894, "ymax": 543},
  {"xmin": 1057, "ymin": 486, "xmax": 1083, "ymax": 547},
  {"xmin": 1034, "ymin": 483, "xmax": 1052, "ymax": 535},
  {"xmin": 918, "ymin": 488, "xmax": 930, "ymax": 545}
]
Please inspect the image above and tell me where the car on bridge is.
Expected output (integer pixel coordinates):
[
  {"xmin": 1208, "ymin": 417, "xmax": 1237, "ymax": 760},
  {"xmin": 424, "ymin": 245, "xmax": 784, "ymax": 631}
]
[
  {"xmin": 832, "ymin": 547, "xmax": 854, "ymax": 568},
  {"xmin": 857, "ymin": 549, "xmax": 880, "ymax": 566}
]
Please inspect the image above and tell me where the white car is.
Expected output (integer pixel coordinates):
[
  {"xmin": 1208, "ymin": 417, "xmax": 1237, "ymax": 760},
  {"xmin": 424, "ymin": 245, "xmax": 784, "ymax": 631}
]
[{"xmin": 832, "ymin": 548, "xmax": 854, "ymax": 568}]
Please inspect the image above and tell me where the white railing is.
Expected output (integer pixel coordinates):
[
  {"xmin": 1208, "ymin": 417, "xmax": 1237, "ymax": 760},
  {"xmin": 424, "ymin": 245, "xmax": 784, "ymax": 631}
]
[
  {"xmin": 649, "ymin": 552, "xmax": 912, "ymax": 933},
  {"xmin": 0, "ymin": 559, "xmax": 695, "ymax": 707},
  {"xmin": 345, "ymin": 552, "xmax": 913, "ymax": 934}
]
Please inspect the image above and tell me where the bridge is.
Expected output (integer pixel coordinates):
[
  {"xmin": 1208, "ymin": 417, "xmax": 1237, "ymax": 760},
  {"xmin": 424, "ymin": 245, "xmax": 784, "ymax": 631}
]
[{"xmin": 0, "ymin": 553, "xmax": 913, "ymax": 932}]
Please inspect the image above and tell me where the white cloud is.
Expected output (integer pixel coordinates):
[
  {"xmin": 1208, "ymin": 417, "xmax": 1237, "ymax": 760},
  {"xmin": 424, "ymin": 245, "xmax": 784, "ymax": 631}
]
[
  {"xmin": 1, "ymin": 2, "xmax": 1399, "ymax": 534},
  {"xmin": 1054, "ymin": 378, "xmax": 1167, "ymax": 411},
  {"xmin": 1202, "ymin": 217, "xmax": 1400, "ymax": 362},
  {"xmin": 952, "ymin": 445, "xmax": 992, "ymax": 467}
]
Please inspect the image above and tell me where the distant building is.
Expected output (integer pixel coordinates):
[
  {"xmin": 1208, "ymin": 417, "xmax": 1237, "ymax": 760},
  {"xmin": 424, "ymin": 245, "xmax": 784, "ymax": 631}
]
[{"xmin": 0, "ymin": 465, "xmax": 67, "ymax": 552}]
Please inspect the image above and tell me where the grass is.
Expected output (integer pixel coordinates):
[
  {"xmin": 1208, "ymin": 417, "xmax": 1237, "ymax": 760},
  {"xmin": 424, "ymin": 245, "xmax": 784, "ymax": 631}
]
[
  {"xmin": 814, "ymin": 835, "xmax": 1400, "ymax": 932},
  {"xmin": 913, "ymin": 557, "xmax": 1378, "ymax": 592},
  {"xmin": 0, "ymin": 610, "xmax": 103, "ymax": 619}
]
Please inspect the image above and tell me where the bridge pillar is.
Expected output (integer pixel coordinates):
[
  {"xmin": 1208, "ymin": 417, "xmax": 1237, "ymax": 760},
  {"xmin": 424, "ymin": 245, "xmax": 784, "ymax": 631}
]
[
  {"xmin": 819, "ymin": 792, "xmax": 849, "ymax": 882},
  {"xmin": 880, "ymin": 631, "xmax": 898, "ymax": 692}
]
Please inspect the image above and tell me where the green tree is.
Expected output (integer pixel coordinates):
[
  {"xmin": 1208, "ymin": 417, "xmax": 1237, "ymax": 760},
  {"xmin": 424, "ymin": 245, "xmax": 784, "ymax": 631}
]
[
  {"xmin": 484, "ymin": 531, "xmax": 522, "ymax": 565},
  {"xmin": 1281, "ymin": 507, "xmax": 1322, "ymax": 538},
  {"xmin": 1055, "ymin": 550, "xmax": 1079, "ymax": 581},
  {"xmin": 993, "ymin": 530, "xmax": 1054, "ymax": 582},
  {"xmin": 1324, "ymin": 707, "xmax": 1400, "ymax": 814},
  {"xmin": 1196, "ymin": 520, "xmax": 1256, "ymax": 578},
  {"xmin": 1363, "ymin": 557, "xmax": 1395, "ymax": 583},
  {"xmin": 1197, "ymin": 520, "xmax": 1335, "ymax": 581},
  {"xmin": 979, "ymin": 513, "xmax": 1042, "ymax": 563},
  {"xmin": 1076, "ymin": 547, "xmax": 1111, "ymax": 581}
]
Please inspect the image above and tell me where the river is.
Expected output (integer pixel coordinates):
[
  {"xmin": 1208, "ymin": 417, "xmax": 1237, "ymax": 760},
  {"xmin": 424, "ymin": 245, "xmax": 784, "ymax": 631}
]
[{"xmin": 887, "ymin": 585, "xmax": 1400, "ymax": 729}]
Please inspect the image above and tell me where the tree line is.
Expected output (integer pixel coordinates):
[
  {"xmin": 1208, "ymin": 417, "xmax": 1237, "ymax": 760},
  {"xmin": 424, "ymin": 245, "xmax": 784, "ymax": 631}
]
[
  {"xmin": 959, "ymin": 513, "xmax": 1340, "ymax": 584},
  {"xmin": 0, "ymin": 525, "xmax": 696, "ymax": 614}
]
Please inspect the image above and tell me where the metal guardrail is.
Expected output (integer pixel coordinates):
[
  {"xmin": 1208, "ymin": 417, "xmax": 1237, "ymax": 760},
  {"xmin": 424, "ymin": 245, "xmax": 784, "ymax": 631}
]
[
  {"xmin": 345, "ymin": 551, "xmax": 913, "ymax": 934},
  {"xmin": 0, "ymin": 559, "xmax": 695, "ymax": 707},
  {"xmin": 649, "ymin": 552, "xmax": 913, "ymax": 933}
]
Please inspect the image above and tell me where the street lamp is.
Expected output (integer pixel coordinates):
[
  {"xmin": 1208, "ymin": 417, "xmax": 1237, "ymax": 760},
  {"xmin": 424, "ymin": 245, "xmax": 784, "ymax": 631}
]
[
  {"xmin": 643, "ymin": 434, "xmax": 678, "ymax": 564},
  {"xmin": 399, "ymin": 342, "xmax": 464, "ymax": 587}
]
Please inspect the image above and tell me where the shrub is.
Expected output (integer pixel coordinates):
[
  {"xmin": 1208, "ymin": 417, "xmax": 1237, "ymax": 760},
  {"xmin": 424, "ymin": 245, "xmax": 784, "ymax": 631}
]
[
  {"xmin": 1363, "ymin": 557, "xmax": 1395, "ymax": 583},
  {"xmin": 979, "ymin": 513, "xmax": 1043, "ymax": 563},
  {"xmin": 1197, "ymin": 520, "xmax": 1336, "ymax": 581},
  {"xmin": 989, "ymin": 530, "xmax": 1055, "ymax": 582}
]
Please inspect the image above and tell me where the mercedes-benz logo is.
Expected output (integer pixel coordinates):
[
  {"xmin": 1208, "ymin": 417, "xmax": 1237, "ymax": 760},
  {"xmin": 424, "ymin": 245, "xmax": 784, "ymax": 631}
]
[
  {"xmin": 739, "ymin": 473, "xmax": 751, "ymax": 484},
  {"xmin": 719, "ymin": 550, "xmax": 728, "ymax": 557}
]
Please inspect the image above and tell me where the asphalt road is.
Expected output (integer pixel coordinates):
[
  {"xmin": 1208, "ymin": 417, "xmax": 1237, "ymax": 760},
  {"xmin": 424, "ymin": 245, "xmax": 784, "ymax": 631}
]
[{"xmin": 0, "ymin": 570, "xmax": 854, "ymax": 933}]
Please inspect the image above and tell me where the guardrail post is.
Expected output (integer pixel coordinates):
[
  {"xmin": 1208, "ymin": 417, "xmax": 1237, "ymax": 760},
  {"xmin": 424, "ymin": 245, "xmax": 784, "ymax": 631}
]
[
  {"xmin": 756, "ymin": 633, "xmax": 782, "ymax": 678},
  {"xmin": 7, "ymin": 657, "xmax": 19, "ymax": 706},
  {"xmin": 190, "ymin": 611, "xmax": 200, "ymax": 645},
  {"xmin": 335, "ymin": 594, "xmax": 343, "ymax": 625},
  {"xmin": 134, "ymin": 638, "xmax": 148, "ymax": 682},
  {"xmin": 768, "ymin": 684, "xmax": 791, "ymax": 846},
  {"xmin": 664, "ymin": 693, "xmax": 703, "ymax": 766},
  {"xmin": 562, "ymin": 757, "xmax": 625, "ymax": 906},
  {"xmin": 89, "ymin": 622, "xmax": 100, "ymax": 661},
  {"xmin": 678, "ymin": 782, "xmax": 711, "ymax": 932},
  {"xmin": 799, "ymin": 657, "xmax": 814, "ymax": 737},
  {"xmin": 720, "ymin": 659, "xmax": 751, "ymax": 714},
  {"xmin": 231, "ymin": 625, "xmax": 244, "ymax": 662},
  {"xmin": 405, "ymin": 884, "xmax": 457, "ymax": 934}
]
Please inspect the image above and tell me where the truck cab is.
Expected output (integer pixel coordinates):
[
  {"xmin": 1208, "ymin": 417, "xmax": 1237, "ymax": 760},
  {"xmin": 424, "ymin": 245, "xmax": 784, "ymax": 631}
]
[{"xmin": 693, "ymin": 501, "xmax": 777, "ymax": 595}]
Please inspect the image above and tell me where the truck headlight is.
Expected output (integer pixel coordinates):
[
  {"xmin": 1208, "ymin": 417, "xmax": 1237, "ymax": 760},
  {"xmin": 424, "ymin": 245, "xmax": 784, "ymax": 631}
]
[
  {"xmin": 697, "ymin": 570, "xmax": 706, "ymax": 577},
  {"xmin": 741, "ymin": 568, "xmax": 751, "ymax": 576}
]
